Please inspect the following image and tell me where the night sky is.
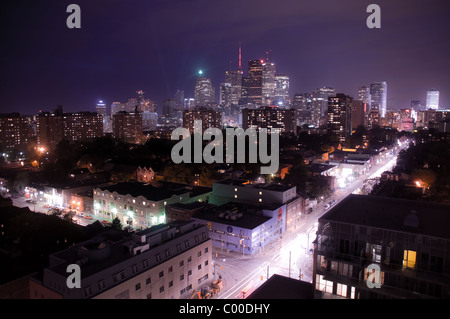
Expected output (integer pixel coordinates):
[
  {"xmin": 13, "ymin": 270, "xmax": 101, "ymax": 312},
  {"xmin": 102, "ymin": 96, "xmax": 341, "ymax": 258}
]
[{"xmin": 1, "ymin": 0, "xmax": 450, "ymax": 115}]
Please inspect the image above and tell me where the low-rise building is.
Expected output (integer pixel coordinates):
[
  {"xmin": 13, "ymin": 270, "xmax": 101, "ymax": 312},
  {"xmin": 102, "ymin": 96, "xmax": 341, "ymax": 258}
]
[
  {"xmin": 30, "ymin": 220, "xmax": 212, "ymax": 299},
  {"xmin": 313, "ymin": 194, "xmax": 450, "ymax": 299},
  {"xmin": 93, "ymin": 181, "xmax": 211, "ymax": 229}
]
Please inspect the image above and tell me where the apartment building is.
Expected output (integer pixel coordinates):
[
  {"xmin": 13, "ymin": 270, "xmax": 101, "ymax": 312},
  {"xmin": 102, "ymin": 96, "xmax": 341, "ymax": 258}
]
[
  {"xmin": 30, "ymin": 220, "xmax": 212, "ymax": 299},
  {"xmin": 313, "ymin": 194, "xmax": 450, "ymax": 299}
]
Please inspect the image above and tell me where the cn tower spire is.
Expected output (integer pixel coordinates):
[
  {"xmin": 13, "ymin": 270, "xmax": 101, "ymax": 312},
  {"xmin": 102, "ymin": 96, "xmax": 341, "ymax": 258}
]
[{"xmin": 238, "ymin": 42, "xmax": 242, "ymax": 71}]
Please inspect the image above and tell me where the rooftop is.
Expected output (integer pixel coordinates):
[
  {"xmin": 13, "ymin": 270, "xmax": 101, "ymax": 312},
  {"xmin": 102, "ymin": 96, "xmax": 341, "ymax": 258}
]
[
  {"xmin": 192, "ymin": 202, "xmax": 273, "ymax": 230},
  {"xmin": 216, "ymin": 179, "xmax": 293, "ymax": 192},
  {"xmin": 320, "ymin": 194, "xmax": 450, "ymax": 240},
  {"xmin": 98, "ymin": 181, "xmax": 211, "ymax": 202},
  {"xmin": 247, "ymin": 274, "xmax": 314, "ymax": 299}
]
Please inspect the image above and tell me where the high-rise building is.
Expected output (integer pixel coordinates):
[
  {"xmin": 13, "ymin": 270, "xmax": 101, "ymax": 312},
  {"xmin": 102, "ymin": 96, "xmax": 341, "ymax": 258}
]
[
  {"xmin": 225, "ymin": 70, "xmax": 243, "ymax": 106},
  {"xmin": 426, "ymin": 90, "xmax": 439, "ymax": 110},
  {"xmin": 174, "ymin": 90, "xmax": 184, "ymax": 110},
  {"xmin": 182, "ymin": 108, "xmax": 222, "ymax": 134},
  {"xmin": 96, "ymin": 100, "xmax": 107, "ymax": 117},
  {"xmin": 0, "ymin": 113, "xmax": 33, "ymax": 150},
  {"xmin": 274, "ymin": 74, "xmax": 290, "ymax": 106},
  {"xmin": 327, "ymin": 93, "xmax": 353, "ymax": 143},
  {"xmin": 183, "ymin": 98, "xmax": 195, "ymax": 110},
  {"xmin": 248, "ymin": 60, "xmax": 264, "ymax": 106},
  {"xmin": 358, "ymin": 86, "xmax": 371, "ymax": 110},
  {"xmin": 37, "ymin": 107, "xmax": 103, "ymax": 148},
  {"xmin": 194, "ymin": 72, "xmax": 215, "ymax": 107},
  {"xmin": 30, "ymin": 220, "xmax": 213, "ymax": 299},
  {"xmin": 312, "ymin": 87, "xmax": 336, "ymax": 127},
  {"xmin": 63, "ymin": 112, "xmax": 104, "ymax": 142},
  {"xmin": 262, "ymin": 58, "xmax": 276, "ymax": 106},
  {"xmin": 293, "ymin": 93, "xmax": 312, "ymax": 126},
  {"xmin": 314, "ymin": 194, "xmax": 450, "ymax": 299},
  {"xmin": 111, "ymin": 102, "xmax": 123, "ymax": 116},
  {"xmin": 219, "ymin": 82, "xmax": 232, "ymax": 108},
  {"xmin": 351, "ymin": 100, "xmax": 367, "ymax": 130},
  {"xmin": 411, "ymin": 100, "xmax": 422, "ymax": 112},
  {"xmin": 370, "ymin": 82, "xmax": 387, "ymax": 118},
  {"xmin": 162, "ymin": 98, "xmax": 176, "ymax": 117},
  {"xmin": 112, "ymin": 111, "xmax": 143, "ymax": 144},
  {"xmin": 242, "ymin": 106, "xmax": 297, "ymax": 135}
]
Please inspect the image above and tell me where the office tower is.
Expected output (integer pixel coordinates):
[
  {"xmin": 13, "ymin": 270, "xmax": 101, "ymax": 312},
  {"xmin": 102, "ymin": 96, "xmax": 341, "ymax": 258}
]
[
  {"xmin": 312, "ymin": 87, "xmax": 335, "ymax": 127},
  {"xmin": 219, "ymin": 82, "xmax": 232, "ymax": 107},
  {"xmin": 248, "ymin": 60, "xmax": 264, "ymax": 106},
  {"xmin": 262, "ymin": 57, "xmax": 276, "ymax": 106},
  {"xmin": 182, "ymin": 108, "xmax": 222, "ymax": 134},
  {"xmin": 111, "ymin": 102, "xmax": 122, "ymax": 116},
  {"xmin": 127, "ymin": 98, "xmax": 139, "ymax": 112},
  {"xmin": 194, "ymin": 72, "xmax": 215, "ymax": 107},
  {"xmin": 96, "ymin": 100, "xmax": 111, "ymax": 134},
  {"xmin": 63, "ymin": 112, "xmax": 104, "ymax": 142},
  {"xmin": 96, "ymin": 100, "xmax": 107, "ymax": 117},
  {"xmin": 274, "ymin": 74, "xmax": 290, "ymax": 106},
  {"xmin": 240, "ymin": 77, "xmax": 250, "ymax": 103},
  {"xmin": 370, "ymin": 82, "xmax": 387, "ymax": 118},
  {"xmin": 0, "ymin": 113, "xmax": 33, "ymax": 149},
  {"xmin": 112, "ymin": 111, "xmax": 143, "ymax": 144},
  {"xmin": 30, "ymin": 220, "xmax": 212, "ymax": 299},
  {"xmin": 183, "ymin": 98, "xmax": 195, "ymax": 110},
  {"xmin": 426, "ymin": 90, "xmax": 439, "ymax": 110},
  {"xmin": 225, "ymin": 70, "xmax": 243, "ymax": 106},
  {"xmin": 162, "ymin": 98, "xmax": 176, "ymax": 117},
  {"xmin": 174, "ymin": 90, "xmax": 184, "ymax": 109},
  {"xmin": 411, "ymin": 100, "xmax": 422, "ymax": 111},
  {"xmin": 351, "ymin": 100, "xmax": 366, "ymax": 130},
  {"xmin": 327, "ymin": 93, "xmax": 353, "ymax": 143},
  {"xmin": 242, "ymin": 106, "xmax": 297, "ymax": 135},
  {"xmin": 293, "ymin": 93, "xmax": 312, "ymax": 126},
  {"xmin": 358, "ymin": 86, "xmax": 371, "ymax": 110},
  {"xmin": 314, "ymin": 194, "xmax": 450, "ymax": 299}
]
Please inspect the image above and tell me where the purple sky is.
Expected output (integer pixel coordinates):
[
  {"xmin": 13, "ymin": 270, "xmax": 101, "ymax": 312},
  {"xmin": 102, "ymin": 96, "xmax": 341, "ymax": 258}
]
[{"xmin": 1, "ymin": 0, "xmax": 449, "ymax": 114}]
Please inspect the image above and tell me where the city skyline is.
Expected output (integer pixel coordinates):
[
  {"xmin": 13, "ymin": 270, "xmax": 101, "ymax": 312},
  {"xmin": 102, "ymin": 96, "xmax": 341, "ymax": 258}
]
[{"xmin": 1, "ymin": 0, "xmax": 450, "ymax": 114}]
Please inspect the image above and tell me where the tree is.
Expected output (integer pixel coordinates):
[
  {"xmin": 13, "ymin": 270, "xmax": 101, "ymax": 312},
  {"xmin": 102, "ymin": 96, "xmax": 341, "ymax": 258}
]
[{"xmin": 111, "ymin": 217, "xmax": 123, "ymax": 230}]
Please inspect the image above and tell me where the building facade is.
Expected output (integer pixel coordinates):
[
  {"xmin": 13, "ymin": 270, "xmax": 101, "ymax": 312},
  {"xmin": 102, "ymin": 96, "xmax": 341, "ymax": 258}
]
[
  {"xmin": 314, "ymin": 195, "xmax": 450, "ymax": 299},
  {"xmin": 242, "ymin": 106, "xmax": 296, "ymax": 135},
  {"xmin": 327, "ymin": 93, "xmax": 353, "ymax": 143},
  {"xmin": 112, "ymin": 111, "xmax": 143, "ymax": 144},
  {"xmin": 370, "ymin": 82, "xmax": 387, "ymax": 118},
  {"xmin": 30, "ymin": 221, "xmax": 213, "ymax": 299},
  {"xmin": 0, "ymin": 113, "xmax": 33, "ymax": 150}
]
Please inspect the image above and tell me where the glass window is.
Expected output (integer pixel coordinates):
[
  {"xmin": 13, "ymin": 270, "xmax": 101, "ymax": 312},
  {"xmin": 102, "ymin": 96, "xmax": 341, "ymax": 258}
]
[{"xmin": 403, "ymin": 250, "xmax": 416, "ymax": 269}]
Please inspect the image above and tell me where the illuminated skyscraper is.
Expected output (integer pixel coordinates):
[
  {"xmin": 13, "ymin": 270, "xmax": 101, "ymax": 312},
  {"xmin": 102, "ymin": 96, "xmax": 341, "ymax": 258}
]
[
  {"xmin": 248, "ymin": 60, "xmax": 263, "ymax": 106},
  {"xmin": 327, "ymin": 93, "xmax": 353, "ymax": 143},
  {"xmin": 370, "ymin": 82, "xmax": 387, "ymax": 118},
  {"xmin": 96, "ymin": 100, "xmax": 107, "ymax": 117},
  {"xmin": 426, "ymin": 90, "xmax": 439, "ymax": 110},
  {"xmin": 262, "ymin": 57, "xmax": 276, "ymax": 106},
  {"xmin": 194, "ymin": 71, "xmax": 215, "ymax": 107},
  {"xmin": 274, "ymin": 74, "xmax": 290, "ymax": 106},
  {"xmin": 358, "ymin": 86, "xmax": 371, "ymax": 110}
]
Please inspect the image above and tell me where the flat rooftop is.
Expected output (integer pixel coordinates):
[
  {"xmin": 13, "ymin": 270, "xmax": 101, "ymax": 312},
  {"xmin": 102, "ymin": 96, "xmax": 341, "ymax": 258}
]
[
  {"xmin": 192, "ymin": 202, "xmax": 272, "ymax": 230},
  {"xmin": 247, "ymin": 274, "xmax": 314, "ymax": 299},
  {"xmin": 98, "ymin": 181, "xmax": 211, "ymax": 201},
  {"xmin": 216, "ymin": 179, "xmax": 293, "ymax": 192},
  {"xmin": 320, "ymin": 194, "xmax": 450, "ymax": 240}
]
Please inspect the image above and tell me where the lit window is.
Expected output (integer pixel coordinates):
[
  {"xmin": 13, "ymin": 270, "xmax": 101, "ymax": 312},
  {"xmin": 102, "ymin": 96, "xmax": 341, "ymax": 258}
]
[{"xmin": 403, "ymin": 250, "xmax": 416, "ymax": 269}]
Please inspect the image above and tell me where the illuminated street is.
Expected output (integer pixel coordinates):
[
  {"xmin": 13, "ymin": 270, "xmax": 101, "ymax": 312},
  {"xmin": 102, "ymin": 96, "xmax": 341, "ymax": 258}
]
[{"xmin": 216, "ymin": 141, "xmax": 408, "ymax": 299}]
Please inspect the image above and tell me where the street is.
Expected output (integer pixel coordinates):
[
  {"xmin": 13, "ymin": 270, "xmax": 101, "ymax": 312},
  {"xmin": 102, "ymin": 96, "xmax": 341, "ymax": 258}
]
[{"xmin": 215, "ymin": 143, "xmax": 406, "ymax": 299}]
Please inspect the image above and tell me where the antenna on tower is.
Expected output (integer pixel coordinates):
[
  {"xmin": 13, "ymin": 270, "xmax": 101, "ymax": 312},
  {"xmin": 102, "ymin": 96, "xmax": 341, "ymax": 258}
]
[{"xmin": 238, "ymin": 42, "xmax": 242, "ymax": 71}]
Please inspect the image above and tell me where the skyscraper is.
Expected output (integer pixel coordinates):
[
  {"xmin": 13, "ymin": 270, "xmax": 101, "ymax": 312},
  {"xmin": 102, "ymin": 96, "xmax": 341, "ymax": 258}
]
[
  {"xmin": 358, "ymin": 86, "xmax": 371, "ymax": 110},
  {"xmin": 194, "ymin": 72, "xmax": 215, "ymax": 107},
  {"xmin": 224, "ymin": 70, "xmax": 243, "ymax": 106},
  {"xmin": 112, "ymin": 111, "xmax": 143, "ymax": 144},
  {"xmin": 312, "ymin": 87, "xmax": 336, "ymax": 127},
  {"xmin": 426, "ymin": 90, "xmax": 439, "ymax": 110},
  {"xmin": 96, "ymin": 100, "xmax": 107, "ymax": 117},
  {"xmin": 248, "ymin": 60, "xmax": 263, "ymax": 106},
  {"xmin": 274, "ymin": 74, "xmax": 290, "ymax": 106},
  {"xmin": 370, "ymin": 82, "xmax": 387, "ymax": 118},
  {"xmin": 262, "ymin": 57, "xmax": 276, "ymax": 106},
  {"xmin": 327, "ymin": 93, "xmax": 353, "ymax": 143}
]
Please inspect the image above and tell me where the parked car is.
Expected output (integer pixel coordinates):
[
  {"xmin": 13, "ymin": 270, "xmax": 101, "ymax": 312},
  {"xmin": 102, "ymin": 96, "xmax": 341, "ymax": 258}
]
[{"xmin": 84, "ymin": 215, "xmax": 93, "ymax": 220}]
